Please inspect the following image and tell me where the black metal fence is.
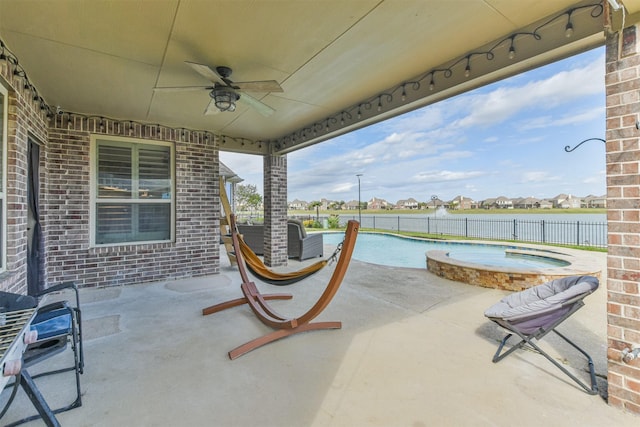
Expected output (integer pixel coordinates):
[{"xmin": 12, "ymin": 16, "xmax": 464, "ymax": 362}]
[{"xmin": 297, "ymin": 214, "xmax": 607, "ymax": 249}]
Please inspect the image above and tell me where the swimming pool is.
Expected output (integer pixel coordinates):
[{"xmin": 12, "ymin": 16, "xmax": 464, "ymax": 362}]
[{"xmin": 322, "ymin": 232, "xmax": 569, "ymax": 269}]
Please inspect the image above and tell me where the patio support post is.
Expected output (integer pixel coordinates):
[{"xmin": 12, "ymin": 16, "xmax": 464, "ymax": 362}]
[
  {"xmin": 605, "ymin": 21, "xmax": 640, "ymax": 415},
  {"xmin": 263, "ymin": 153, "xmax": 288, "ymax": 267}
]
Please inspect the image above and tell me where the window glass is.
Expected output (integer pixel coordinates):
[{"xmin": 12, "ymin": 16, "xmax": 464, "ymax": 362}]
[
  {"xmin": 98, "ymin": 145, "xmax": 132, "ymax": 198},
  {"xmin": 94, "ymin": 138, "xmax": 173, "ymax": 245},
  {"xmin": 138, "ymin": 147, "xmax": 171, "ymax": 199}
]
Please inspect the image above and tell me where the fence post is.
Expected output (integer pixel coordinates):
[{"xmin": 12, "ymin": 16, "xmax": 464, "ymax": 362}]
[
  {"xmin": 397, "ymin": 216, "xmax": 400, "ymax": 231},
  {"xmin": 541, "ymin": 220, "xmax": 545, "ymax": 244},
  {"xmin": 427, "ymin": 217, "xmax": 430, "ymax": 234},
  {"xmin": 513, "ymin": 219, "xmax": 517, "ymax": 240},
  {"xmin": 577, "ymin": 221, "xmax": 580, "ymax": 246},
  {"xmin": 373, "ymin": 216, "xmax": 375, "ymax": 230},
  {"xmin": 465, "ymin": 217, "xmax": 468, "ymax": 237}
]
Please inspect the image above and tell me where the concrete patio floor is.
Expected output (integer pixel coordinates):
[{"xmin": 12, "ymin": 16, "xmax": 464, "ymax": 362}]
[{"xmin": 2, "ymin": 246, "xmax": 639, "ymax": 426}]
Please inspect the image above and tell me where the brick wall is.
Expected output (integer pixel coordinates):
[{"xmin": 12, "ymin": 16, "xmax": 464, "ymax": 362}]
[
  {"xmin": 263, "ymin": 154, "xmax": 288, "ymax": 266},
  {"xmin": 1, "ymin": 56, "xmax": 221, "ymax": 292},
  {"xmin": 1, "ymin": 61, "xmax": 49, "ymax": 294},
  {"xmin": 605, "ymin": 25, "xmax": 640, "ymax": 415},
  {"xmin": 43, "ymin": 117, "xmax": 220, "ymax": 288}
]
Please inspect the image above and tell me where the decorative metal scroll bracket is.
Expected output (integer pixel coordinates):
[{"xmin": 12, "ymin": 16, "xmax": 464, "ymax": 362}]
[{"xmin": 564, "ymin": 138, "xmax": 605, "ymax": 152}]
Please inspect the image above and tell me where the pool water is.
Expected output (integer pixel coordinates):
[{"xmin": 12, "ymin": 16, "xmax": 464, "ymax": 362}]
[{"xmin": 322, "ymin": 232, "xmax": 569, "ymax": 269}]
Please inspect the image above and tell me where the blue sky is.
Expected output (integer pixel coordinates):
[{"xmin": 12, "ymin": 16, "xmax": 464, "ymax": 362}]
[{"xmin": 221, "ymin": 46, "xmax": 606, "ymax": 205}]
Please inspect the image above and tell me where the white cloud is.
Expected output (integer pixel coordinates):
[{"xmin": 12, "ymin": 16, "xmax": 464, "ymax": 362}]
[
  {"xmin": 520, "ymin": 106, "xmax": 604, "ymax": 130},
  {"xmin": 452, "ymin": 54, "xmax": 604, "ymax": 129},
  {"xmin": 413, "ymin": 170, "xmax": 486, "ymax": 183},
  {"xmin": 520, "ymin": 171, "xmax": 561, "ymax": 183}
]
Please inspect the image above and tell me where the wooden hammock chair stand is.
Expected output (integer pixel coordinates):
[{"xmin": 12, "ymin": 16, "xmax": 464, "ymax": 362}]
[{"xmin": 203, "ymin": 215, "xmax": 359, "ymax": 359}]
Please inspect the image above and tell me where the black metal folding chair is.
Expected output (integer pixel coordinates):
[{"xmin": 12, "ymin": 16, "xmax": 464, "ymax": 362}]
[
  {"xmin": 484, "ymin": 275, "xmax": 599, "ymax": 395},
  {"xmin": 1, "ymin": 282, "xmax": 83, "ymax": 426}
]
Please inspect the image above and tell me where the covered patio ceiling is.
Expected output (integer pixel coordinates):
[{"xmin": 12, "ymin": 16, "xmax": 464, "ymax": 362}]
[{"xmin": 0, "ymin": 1, "xmax": 633, "ymax": 155}]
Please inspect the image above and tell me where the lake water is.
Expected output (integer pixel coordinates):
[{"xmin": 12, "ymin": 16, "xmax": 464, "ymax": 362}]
[
  {"xmin": 344, "ymin": 212, "xmax": 606, "ymax": 222},
  {"xmin": 323, "ymin": 213, "xmax": 607, "ymax": 248}
]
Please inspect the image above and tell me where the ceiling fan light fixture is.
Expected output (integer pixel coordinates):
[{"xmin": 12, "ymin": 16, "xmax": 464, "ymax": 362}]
[{"xmin": 210, "ymin": 87, "xmax": 239, "ymax": 112}]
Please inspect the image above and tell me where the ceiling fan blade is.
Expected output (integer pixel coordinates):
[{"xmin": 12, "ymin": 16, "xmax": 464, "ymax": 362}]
[
  {"xmin": 204, "ymin": 99, "xmax": 220, "ymax": 115},
  {"xmin": 235, "ymin": 80, "xmax": 283, "ymax": 93},
  {"xmin": 185, "ymin": 61, "xmax": 224, "ymax": 84},
  {"xmin": 238, "ymin": 92, "xmax": 275, "ymax": 117},
  {"xmin": 153, "ymin": 86, "xmax": 211, "ymax": 92}
]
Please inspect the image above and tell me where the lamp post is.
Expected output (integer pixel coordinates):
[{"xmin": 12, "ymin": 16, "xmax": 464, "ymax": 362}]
[{"xmin": 356, "ymin": 174, "xmax": 363, "ymax": 225}]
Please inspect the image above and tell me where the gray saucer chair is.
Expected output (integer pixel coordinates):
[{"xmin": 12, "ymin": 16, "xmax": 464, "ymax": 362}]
[
  {"xmin": 484, "ymin": 275, "xmax": 599, "ymax": 395},
  {"xmin": 287, "ymin": 219, "xmax": 323, "ymax": 261}
]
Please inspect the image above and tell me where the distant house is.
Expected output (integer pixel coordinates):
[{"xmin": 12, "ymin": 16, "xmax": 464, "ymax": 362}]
[
  {"xmin": 551, "ymin": 193, "xmax": 568, "ymax": 207},
  {"xmin": 450, "ymin": 195, "xmax": 475, "ymax": 210},
  {"xmin": 288, "ymin": 193, "xmax": 601, "ymax": 212},
  {"xmin": 425, "ymin": 197, "xmax": 445, "ymax": 209},
  {"xmin": 327, "ymin": 200, "xmax": 345, "ymax": 210},
  {"xmin": 288, "ymin": 199, "xmax": 308, "ymax": 210},
  {"xmin": 368, "ymin": 197, "xmax": 391, "ymax": 210},
  {"xmin": 396, "ymin": 198, "xmax": 419, "ymax": 209},
  {"xmin": 583, "ymin": 194, "xmax": 607, "ymax": 208},
  {"xmin": 345, "ymin": 200, "xmax": 360, "ymax": 210},
  {"xmin": 552, "ymin": 193, "xmax": 581, "ymax": 209},
  {"xmin": 319, "ymin": 198, "xmax": 333, "ymax": 210},
  {"xmin": 480, "ymin": 198, "xmax": 495, "ymax": 209},
  {"xmin": 486, "ymin": 196, "xmax": 514, "ymax": 209},
  {"xmin": 513, "ymin": 196, "xmax": 540, "ymax": 209},
  {"xmin": 538, "ymin": 199, "xmax": 553, "ymax": 209}
]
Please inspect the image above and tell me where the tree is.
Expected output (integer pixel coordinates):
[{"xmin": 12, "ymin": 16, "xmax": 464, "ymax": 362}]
[
  {"xmin": 235, "ymin": 184, "xmax": 262, "ymax": 215},
  {"xmin": 309, "ymin": 201, "xmax": 321, "ymax": 221}
]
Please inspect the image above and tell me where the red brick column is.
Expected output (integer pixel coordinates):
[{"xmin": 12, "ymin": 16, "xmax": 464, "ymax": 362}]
[
  {"xmin": 263, "ymin": 154, "xmax": 288, "ymax": 267},
  {"xmin": 605, "ymin": 24, "xmax": 640, "ymax": 415}
]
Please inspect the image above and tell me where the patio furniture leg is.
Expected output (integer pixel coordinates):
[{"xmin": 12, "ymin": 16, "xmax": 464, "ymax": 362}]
[
  {"xmin": 492, "ymin": 333, "xmax": 527, "ymax": 362},
  {"xmin": 14, "ymin": 370, "xmax": 60, "ymax": 427},
  {"xmin": 492, "ymin": 329, "xmax": 599, "ymax": 395},
  {"xmin": 202, "ymin": 293, "xmax": 292, "ymax": 316},
  {"xmin": 228, "ymin": 321, "xmax": 342, "ymax": 359}
]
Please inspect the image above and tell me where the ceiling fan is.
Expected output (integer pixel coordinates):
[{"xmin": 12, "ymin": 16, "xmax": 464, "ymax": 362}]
[{"xmin": 153, "ymin": 61, "xmax": 283, "ymax": 117}]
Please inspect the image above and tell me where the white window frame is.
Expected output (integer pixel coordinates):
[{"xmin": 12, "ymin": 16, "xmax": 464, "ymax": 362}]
[
  {"xmin": 0, "ymin": 83, "xmax": 6, "ymax": 271},
  {"xmin": 90, "ymin": 135, "xmax": 175, "ymax": 247}
]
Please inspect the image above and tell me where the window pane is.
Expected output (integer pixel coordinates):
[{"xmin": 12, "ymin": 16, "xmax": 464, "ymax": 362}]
[
  {"xmin": 139, "ymin": 204, "xmax": 171, "ymax": 237},
  {"xmin": 96, "ymin": 204, "xmax": 132, "ymax": 244},
  {"xmin": 139, "ymin": 147, "xmax": 171, "ymax": 199},
  {"xmin": 96, "ymin": 203, "xmax": 170, "ymax": 244},
  {"xmin": 98, "ymin": 145, "xmax": 132, "ymax": 198}
]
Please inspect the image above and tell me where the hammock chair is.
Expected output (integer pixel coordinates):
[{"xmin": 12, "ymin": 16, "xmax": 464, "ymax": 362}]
[
  {"xmin": 203, "ymin": 214, "xmax": 359, "ymax": 359},
  {"xmin": 237, "ymin": 234, "xmax": 344, "ymax": 285},
  {"xmin": 218, "ymin": 178, "xmax": 335, "ymax": 285}
]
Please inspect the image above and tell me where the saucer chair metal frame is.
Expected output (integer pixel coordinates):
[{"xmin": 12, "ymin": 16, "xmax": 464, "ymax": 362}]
[{"xmin": 484, "ymin": 275, "xmax": 599, "ymax": 395}]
